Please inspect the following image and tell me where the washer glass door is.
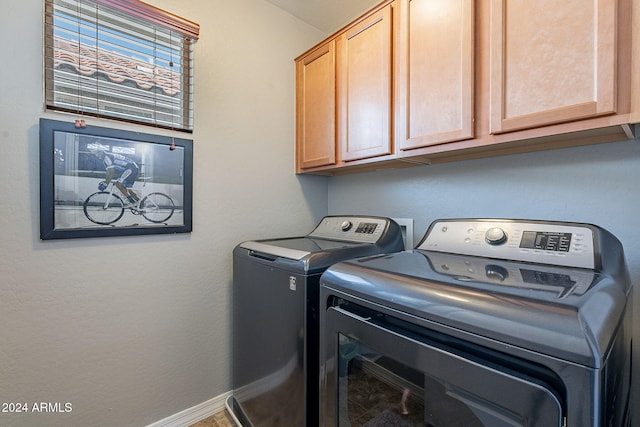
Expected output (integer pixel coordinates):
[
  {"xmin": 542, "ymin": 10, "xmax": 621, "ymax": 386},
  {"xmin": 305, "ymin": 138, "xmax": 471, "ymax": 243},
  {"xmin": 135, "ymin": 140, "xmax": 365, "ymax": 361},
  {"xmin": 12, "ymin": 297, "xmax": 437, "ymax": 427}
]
[{"xmin": 322, "ymin": 306, "xmax": 564, "ymax": 427}]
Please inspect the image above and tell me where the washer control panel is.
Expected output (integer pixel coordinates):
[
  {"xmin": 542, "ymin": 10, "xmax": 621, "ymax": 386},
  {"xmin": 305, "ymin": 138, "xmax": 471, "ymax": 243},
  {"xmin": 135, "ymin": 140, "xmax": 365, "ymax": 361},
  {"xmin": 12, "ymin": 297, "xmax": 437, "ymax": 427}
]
[
  {"xmin": 418, "ymin": 220, "xmax": 595, "ymax": 269},
  {"xmin": 308, "ymin": 216, "xmax": 388, "ymax": 243}
]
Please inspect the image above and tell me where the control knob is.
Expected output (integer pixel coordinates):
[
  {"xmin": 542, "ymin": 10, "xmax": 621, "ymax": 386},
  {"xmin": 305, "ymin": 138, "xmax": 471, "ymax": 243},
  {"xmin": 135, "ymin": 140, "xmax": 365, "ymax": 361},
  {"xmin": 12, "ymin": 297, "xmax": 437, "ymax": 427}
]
[
  {"xmin": 340, "ymin": 220, "xmax": 353, "ymax": 231},
  {"xmin": 485, "ymin": 227, "xmax": 507, "ymax": 245}
]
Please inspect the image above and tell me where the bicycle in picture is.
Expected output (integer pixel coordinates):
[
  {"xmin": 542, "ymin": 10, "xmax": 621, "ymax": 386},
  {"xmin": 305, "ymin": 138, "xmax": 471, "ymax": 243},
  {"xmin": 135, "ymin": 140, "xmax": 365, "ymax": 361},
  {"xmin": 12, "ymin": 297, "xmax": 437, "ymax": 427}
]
[{"xmin": 83, "ymin": 181, "xmax": 175, "ymax": 225}]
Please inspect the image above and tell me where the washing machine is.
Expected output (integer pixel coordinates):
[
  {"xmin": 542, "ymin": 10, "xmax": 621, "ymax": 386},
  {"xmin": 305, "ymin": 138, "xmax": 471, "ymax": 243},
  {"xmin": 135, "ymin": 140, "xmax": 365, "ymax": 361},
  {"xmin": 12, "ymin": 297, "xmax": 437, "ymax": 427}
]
[
  {"xmin": 230, "ymin": 215, "xmax": 405, "ymax": 427},
  {"xmin": 320, "ymin": 218, "xmax": 633, "ymax": 427}
]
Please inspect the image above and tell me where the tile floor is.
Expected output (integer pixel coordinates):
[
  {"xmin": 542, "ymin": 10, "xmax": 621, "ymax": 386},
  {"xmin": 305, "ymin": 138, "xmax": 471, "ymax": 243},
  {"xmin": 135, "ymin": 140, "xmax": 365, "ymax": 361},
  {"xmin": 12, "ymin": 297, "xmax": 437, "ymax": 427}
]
[{"xmin": 188, "ymin": 409, "xmax": 236, "ymax": 427}]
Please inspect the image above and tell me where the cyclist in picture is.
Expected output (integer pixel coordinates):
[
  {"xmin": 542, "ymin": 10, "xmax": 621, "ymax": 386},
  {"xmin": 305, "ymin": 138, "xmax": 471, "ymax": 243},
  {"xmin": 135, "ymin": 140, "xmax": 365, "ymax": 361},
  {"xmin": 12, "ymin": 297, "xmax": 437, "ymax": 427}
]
[{"xmin": 90, "ymin": 142, "xmax": 140, "ymax": 206}]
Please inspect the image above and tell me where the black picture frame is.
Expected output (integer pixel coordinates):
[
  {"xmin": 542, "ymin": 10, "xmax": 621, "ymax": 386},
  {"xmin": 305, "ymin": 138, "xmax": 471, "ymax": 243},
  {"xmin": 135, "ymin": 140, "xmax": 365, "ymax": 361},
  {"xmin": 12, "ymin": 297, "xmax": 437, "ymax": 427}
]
[{"xmin": 40, "ymin": 118, "xmax": 193, "ymax": 240}]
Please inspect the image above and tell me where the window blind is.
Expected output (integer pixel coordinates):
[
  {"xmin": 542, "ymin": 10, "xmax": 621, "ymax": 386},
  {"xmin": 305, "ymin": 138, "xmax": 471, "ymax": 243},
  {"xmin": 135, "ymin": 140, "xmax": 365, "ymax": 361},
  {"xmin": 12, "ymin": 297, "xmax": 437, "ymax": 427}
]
[{"xmin": 44, "ymin": 0, "xmax": 199, "ymax": 131}]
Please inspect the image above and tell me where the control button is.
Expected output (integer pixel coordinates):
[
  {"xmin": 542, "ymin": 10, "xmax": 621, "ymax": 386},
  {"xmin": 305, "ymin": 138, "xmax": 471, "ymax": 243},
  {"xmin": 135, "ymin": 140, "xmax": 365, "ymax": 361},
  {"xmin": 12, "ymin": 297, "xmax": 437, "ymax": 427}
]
[
  {"xmin": 340, "ymin": 220, "xmax": 353, "ymax": 231},
  {"xmin": 485, "ymin": 227, "xmax": 508, "ymax": 245},
  {"xmin": 485, "ymin": 264, "xmax": 509, "ymax": 282}
]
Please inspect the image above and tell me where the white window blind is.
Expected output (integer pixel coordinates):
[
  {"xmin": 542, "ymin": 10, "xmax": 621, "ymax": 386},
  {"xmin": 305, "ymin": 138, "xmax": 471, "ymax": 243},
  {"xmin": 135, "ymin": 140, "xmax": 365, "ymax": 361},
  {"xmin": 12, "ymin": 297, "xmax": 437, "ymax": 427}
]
[{"xmin": 44, "ymin": 0, "xmax": 199, "ymax": 131}]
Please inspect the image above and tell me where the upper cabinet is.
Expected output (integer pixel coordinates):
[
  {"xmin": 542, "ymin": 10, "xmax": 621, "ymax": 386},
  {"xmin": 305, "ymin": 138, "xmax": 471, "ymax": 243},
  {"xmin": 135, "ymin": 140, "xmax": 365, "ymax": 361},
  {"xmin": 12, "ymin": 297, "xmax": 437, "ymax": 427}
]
[
  {"xmin": 295, "ymin": 1, "xmax": 394, "ymax": 174},
  {"xmin": 295, "ymin": 0, "xmax": 634, "ymax": 175},
  {"xmin": 338, "ymin": 4, "xmax": 393, "ymax": 161},
  {"xmin": 295, "ymin": 40, "xmax": 337, "ymax": 170},
  {"xmin": 489, "ymin": 0, "xmax": 617, "ymax": 134},
  {"xmin": 396, "ymin": 0, "xmax": 475, "ymax": 150}
]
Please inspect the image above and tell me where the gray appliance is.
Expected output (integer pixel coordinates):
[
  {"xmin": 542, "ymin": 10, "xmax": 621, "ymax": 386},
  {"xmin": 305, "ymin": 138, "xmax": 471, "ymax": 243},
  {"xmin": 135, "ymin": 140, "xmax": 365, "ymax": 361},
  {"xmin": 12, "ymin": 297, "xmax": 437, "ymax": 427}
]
[
  {"xmin": 231, "ymin": 215, "xmax": 405, "ymax": 427},
  {"xmin": 320, "ymin": 218, "xmax": 633, "ymax": 427}
]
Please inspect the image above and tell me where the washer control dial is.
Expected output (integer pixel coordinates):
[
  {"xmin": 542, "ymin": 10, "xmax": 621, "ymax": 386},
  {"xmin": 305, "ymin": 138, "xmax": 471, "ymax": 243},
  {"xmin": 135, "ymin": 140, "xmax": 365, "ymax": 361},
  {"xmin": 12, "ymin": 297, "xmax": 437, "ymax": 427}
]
[
  {"xmin": 485, "ymin": 227, "xmax": 508, "ymax": 245},
  {"xmin": 340, "ymin": 220, "xmax": 353, "ymax": 232}
]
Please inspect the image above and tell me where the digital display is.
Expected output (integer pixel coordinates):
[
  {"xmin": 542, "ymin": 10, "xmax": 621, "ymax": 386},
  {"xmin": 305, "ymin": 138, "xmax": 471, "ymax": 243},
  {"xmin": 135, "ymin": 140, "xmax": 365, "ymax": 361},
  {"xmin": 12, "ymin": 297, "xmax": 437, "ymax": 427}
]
[
  {"xmin": 519, "ymin": 231, "xmax": 571, "ymax": 252},
  {"xmin": 355, "ymin": 223, "xmax": 378, "ymax": 234}
]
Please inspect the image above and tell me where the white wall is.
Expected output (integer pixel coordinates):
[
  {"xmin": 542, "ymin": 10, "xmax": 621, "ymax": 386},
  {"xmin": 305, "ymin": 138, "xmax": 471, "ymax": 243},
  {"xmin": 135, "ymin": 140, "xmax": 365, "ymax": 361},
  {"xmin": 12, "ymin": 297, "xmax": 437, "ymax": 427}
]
[
  {"xmin": 328, "ymin": 138, "xmax": 640, "ymax": 423},
  {"xmin": 0, "ymin": 1, "xmax": 327, "ymax": 426}
]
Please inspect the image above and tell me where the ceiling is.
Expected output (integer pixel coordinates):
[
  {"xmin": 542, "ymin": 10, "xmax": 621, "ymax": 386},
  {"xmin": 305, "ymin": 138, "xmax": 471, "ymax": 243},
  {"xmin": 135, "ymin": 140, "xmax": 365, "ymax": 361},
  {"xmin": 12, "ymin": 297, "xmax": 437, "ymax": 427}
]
[{"xmin": 264, "ymin": 0, "xmax": 381, "ymax": 33}]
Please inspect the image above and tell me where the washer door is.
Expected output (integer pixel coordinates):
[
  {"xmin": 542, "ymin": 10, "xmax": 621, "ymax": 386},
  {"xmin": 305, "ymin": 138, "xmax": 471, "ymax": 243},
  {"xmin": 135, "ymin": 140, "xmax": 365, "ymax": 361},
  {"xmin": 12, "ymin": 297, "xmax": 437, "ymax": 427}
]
[{"xmin": 322, "ymin": 306, "xmax": 564, "ymax": 427}]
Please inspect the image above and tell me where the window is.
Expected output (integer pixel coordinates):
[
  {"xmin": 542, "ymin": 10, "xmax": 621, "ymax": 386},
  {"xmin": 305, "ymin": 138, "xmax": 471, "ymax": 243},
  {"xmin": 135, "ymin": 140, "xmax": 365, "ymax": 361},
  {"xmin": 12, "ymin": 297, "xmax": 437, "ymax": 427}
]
[{"xmin": 44, "ymin": 0, "xmax": 199, "ymax": 131}]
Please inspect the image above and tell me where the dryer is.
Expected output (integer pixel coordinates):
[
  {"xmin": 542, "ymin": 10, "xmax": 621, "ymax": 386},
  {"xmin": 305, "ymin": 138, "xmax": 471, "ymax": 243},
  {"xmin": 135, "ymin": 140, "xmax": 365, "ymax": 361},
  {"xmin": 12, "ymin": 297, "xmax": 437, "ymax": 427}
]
[{"xmin": 320, "ymin": 218, "xmax": 633, "ymax": 427}]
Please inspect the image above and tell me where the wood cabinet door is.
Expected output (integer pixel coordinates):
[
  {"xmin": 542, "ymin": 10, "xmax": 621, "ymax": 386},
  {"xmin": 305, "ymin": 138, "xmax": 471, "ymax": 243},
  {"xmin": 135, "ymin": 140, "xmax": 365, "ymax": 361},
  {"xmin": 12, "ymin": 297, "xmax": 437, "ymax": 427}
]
[
  {"xmin": 338, "ymin": 4, "xmax": 393, "ymax": 162},
  {"xmin": 490, "ymin": 0, "xmax": 617, "ymax": 134},
  {"xmin": 296, "ymin": 40, "xmax": 337, "ymax": 171},
  {"xmin": 396, "ymin": 0, "xmax": 475, "ymax": 150}
]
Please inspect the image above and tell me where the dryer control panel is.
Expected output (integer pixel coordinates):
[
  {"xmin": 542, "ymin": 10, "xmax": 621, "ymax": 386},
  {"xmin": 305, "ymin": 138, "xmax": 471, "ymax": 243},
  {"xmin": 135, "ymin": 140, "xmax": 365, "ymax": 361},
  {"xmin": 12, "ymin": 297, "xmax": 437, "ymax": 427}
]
[
  {"xmin": 308, "ymin": 216, "xmax": 389, "ymax": 243},
  {"xmin": 418, "ymin": 219, "xmax": 595, "ymax": 269}
]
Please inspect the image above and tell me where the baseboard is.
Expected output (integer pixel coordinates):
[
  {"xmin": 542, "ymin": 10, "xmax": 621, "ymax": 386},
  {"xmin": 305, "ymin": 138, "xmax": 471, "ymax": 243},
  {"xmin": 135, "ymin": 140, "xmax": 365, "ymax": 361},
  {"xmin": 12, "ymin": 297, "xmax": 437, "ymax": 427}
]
[{"xmin": 146, "ymin": 391, "xmax": 231, "ymax": 427}]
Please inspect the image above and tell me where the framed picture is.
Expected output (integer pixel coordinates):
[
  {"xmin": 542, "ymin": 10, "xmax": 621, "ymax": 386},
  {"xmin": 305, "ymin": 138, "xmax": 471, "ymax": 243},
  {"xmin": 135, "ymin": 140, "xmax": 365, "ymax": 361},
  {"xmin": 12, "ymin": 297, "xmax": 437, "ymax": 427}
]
[{"xmin": 40, "ymin": 118, "xmax": 193, "ymax": 239}]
